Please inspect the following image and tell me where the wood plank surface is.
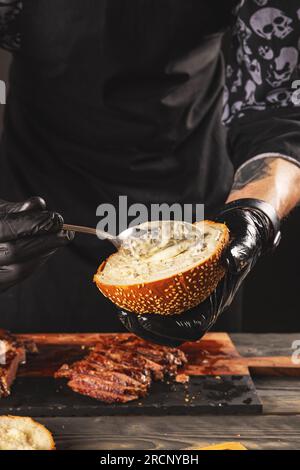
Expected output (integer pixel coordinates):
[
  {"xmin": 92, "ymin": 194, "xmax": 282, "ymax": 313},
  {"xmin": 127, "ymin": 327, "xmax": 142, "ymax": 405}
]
[
  {"xmin": 251, "ymin": 377, "xmax": 300, "ymax": 415},
  {"xmin": 233, "ymin": 334, "xmax": 300, "ymax": 416},
  {"xmin": 232, "ymin": 333, "xmax": 300, "ymax": 358},
  {"xmin": 37, "ymin": 415, "xmax": 300, "ymax": 450},
  {"xmin": 185, "ymin": 356, "xmax": 300, "ymax": 377}
]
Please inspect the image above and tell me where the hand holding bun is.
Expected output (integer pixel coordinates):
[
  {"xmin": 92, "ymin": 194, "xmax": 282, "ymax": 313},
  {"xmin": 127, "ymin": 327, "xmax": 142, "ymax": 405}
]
[{"xmin": 116, "ymin": 203, "xmax": 276, "ymax": 346}]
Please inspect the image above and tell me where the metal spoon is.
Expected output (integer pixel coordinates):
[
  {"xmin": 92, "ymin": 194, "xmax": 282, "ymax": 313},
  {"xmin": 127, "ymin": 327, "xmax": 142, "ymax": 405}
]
[{"xmin": 63, "ymin": 221, "xmax": 202, "ymax": 255}]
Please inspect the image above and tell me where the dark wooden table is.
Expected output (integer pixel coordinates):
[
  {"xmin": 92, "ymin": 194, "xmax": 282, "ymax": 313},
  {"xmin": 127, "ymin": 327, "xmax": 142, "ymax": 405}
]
[{"xmin": 37, "ymin": 334, "xmax": 300, "ymax": 450}]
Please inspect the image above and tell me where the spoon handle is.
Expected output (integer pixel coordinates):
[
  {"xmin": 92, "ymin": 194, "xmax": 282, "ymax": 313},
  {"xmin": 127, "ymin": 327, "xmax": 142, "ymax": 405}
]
[
  {"xmin": 63, "ymin": 224, "xmax": 119, "ymax": 247},
  {"xmin": 63, "ymin": 224, "xmax": 98, "ymax": 236}
]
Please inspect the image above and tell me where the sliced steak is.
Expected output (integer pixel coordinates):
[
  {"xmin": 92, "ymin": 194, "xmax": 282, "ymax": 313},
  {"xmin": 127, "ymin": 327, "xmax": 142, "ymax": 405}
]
[
  {"xmin": 68, "ymin": 374, "xmax": 140, "ymax": 404},
  {"xmin": 55, "ymin": 355, "xmax": 151, "ymax": 387},
  {"xmin": 106, "ymin": 349, "xmax": 165, "ymax": 381},
  {"xmin": 56, "ymin": 334, "xmax": 188, "ymax": 404},
  {"xmin": 0, "ymin": 330, "xmax": 26, "ymax": 398}
]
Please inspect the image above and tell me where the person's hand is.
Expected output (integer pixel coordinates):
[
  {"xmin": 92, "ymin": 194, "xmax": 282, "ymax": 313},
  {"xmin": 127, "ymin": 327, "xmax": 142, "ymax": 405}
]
[
  {"xmin": 118, "ymin": 199, "xmax": 281, "ymax": 346},
  {"xmin": 0, "ymin": 197, "xmax": 74, "ymax": 292}
]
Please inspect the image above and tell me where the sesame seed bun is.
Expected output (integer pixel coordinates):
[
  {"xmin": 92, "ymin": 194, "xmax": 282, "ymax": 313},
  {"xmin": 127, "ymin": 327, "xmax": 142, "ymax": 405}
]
[
  {"xmin": 94, "ymin": 221, "xmax": 229, "ymax": 316},
  {"xmin": 0, "ymin": 416, "xmax": 55, "ymax": 450}
]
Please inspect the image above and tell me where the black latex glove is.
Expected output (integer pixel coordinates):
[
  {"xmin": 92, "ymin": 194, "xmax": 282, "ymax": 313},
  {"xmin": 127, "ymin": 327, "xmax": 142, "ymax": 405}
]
[
  {"xmin": 0, "ymin": 197, "xmax": 74, "ymax": 292},
  {"xmin": 118, "ymin": 203, "xmax": 278, "ymax": 346}
]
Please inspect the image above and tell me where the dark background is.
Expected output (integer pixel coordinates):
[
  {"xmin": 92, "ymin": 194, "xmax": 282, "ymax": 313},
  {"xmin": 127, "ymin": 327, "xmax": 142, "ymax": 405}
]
[{"xmin": 0, "ymin": 49, "xmax": 299, "ymax": 333}]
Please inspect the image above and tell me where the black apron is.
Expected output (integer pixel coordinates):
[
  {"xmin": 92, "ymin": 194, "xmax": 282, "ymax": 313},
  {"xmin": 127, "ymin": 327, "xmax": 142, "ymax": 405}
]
[{"xmin": 0, "ymin": 0, "xmax": 240, "ymax": 333}]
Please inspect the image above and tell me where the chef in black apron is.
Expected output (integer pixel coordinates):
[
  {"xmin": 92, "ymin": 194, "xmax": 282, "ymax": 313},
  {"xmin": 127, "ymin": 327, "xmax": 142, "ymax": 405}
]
[{"xmin": 0, "ymin": 1, "xmax": 300, "ymax": 343}]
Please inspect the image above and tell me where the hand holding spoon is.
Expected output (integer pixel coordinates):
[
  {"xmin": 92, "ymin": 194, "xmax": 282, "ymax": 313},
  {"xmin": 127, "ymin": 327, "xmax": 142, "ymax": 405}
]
[{"xmin": 63, "ymin": 223, "xmax": 150, "ymax": 251}]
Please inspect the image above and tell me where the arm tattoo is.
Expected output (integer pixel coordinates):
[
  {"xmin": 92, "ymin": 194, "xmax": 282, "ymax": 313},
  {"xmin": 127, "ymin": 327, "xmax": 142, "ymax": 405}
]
[{"xmin": 232, "ymin": 158, "xmax": 274, "ymax": 191}]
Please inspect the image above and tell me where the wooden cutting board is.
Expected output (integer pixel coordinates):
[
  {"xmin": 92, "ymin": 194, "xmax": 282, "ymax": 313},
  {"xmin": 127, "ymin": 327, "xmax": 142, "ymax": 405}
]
[{"xmin": 0, "ymin": 332, "xmax": 298, "ymax": 417}]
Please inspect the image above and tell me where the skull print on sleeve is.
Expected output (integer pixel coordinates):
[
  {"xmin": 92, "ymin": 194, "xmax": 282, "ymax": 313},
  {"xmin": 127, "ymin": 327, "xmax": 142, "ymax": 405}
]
[
  {"xmin": 224, "ymin": 0, "xmax": 300, "ymax": 171},
  {"xmin": 0, "ymin": 0, "xmax": 22, "ymax": 51}
]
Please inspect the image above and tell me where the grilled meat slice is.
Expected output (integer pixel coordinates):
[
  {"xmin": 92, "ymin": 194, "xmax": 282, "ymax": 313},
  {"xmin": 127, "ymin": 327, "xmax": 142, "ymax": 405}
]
[
  {"xmin": 68, "ymin": 374, "xmax": 140, "ymax": 404},
  {"xmin": 79, "ymin": 360, "xmax": 150, "ymax": 388},
  {"xmin": 0, "ymin": 349, "xmax": 25, "ymax": 398},
  {"xmin": 0, "ymin": 330, "xmax": 26, "ymax": 398},
  {"xmin": 56, "ymin": 362, "xmax": 148, "ymax": 395},
  {"xmin": 84, "ymin": 370, "xmax": 148, "ymax": 395},
  {"xmin": 175, "ymin": 373, "xmax": 189, "ymax": 384},
  {"xmin": 105, "ymin": 349, "xmax": 165, "ymax": 381},
  {"xmin": 88, "ymin": 353, "xmax": 151, "ymax": 385},
  {"xmin": 55, "ymin": 354, "xmax": 151, "ymax": 387},
  {"xmin": 55, "ymin": 334, "xmax": 188, "ymax": 404},
  {"xmin": 54, "ymin": 363, "xmax": 73, "ymax": 379},
  {"xmin": 94, "ymin": 337, "xmax": 187, "ymax": 374}
]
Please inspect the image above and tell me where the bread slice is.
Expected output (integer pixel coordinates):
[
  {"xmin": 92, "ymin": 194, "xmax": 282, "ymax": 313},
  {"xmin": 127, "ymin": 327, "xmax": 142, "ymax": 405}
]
[
  {"xmin": 0, "ymin": 416, "xmax": 55, "ymax": 450},
  {"xmin": 94, "ymin": 220, "xmax": 229, "ymax": 316}
]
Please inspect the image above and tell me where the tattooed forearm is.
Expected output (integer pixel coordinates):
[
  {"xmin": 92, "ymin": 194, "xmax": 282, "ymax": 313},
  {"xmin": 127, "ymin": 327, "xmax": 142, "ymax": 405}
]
[
  {"xmin": 227, "ymin": 157, "xmax": 300, "ymax": 219},
  {"xmin": 231, "ymin": 158, "xmax": 274, "ymax": 191}
]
